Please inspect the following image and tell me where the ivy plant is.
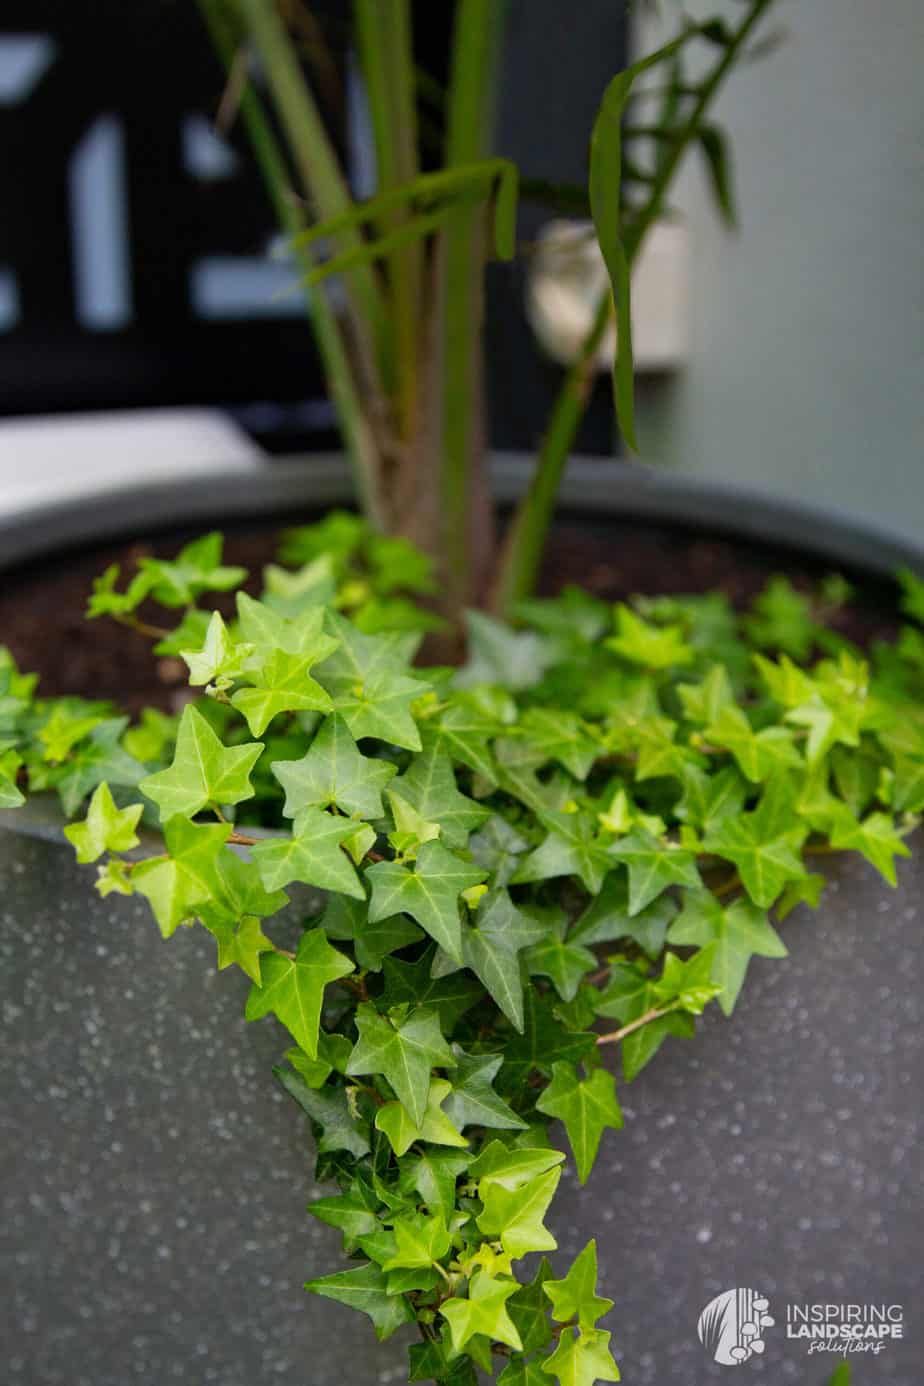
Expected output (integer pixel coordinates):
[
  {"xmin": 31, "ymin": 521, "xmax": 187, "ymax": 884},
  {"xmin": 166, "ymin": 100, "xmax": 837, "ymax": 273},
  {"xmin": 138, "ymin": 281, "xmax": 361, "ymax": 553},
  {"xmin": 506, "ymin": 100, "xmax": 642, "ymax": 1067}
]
[{"xmin": 3, "ymin": 527, "xmax": 920, "ymax": 1385}]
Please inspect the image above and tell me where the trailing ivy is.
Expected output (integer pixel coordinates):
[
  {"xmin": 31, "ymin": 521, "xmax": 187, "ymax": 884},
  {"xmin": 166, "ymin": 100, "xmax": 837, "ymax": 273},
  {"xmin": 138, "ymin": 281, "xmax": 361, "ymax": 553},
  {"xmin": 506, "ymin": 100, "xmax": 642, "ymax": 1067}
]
[{"xmin": 3, "ymin": 523, "xmax": 920, "ymax": 1385}]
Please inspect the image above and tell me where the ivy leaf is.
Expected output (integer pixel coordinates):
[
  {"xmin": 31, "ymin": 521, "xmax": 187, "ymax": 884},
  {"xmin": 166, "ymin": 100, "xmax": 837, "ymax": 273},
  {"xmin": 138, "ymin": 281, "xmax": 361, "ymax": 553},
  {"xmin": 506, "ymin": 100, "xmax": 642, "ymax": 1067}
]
[
  {"xmin": 744, "ymin": 576, "xmax": 815, "ymax": 659},
  {"xmin": 442, "ymin": 1046, "xmax": 528, "ymax": 1132},
  {"xmin": 286, "ymin": 1033, "xmax": 352, "ymax": 1090},
  {"xmin": 132, "ymin": 817, "xmax": 229, "ymax": 937},
  {"xmin": 140, "ymin": 705, "xmax": 261, "ymax": 821},
  {"xmin": 675, "ymin": 763, "xmax": 747, "ymax": 833},
  {"xmin": 440, "ymin": 1270, "xmax": 523, "ymax": 1353},
  {"xmin": 316, "ymin": 614, "xmax": 428, "ymax": 750},
  {"xmin": 345, "ymin": 1003, "xmax": 456, "ymax": 1128},
  {"xmin": 543, "ymin": 1240, "xmax": 613, "ymax": 1330},
  {"xmin": 271, "ymin": 713, "xmax": 397, "ymax": 820},
  {"xmin": 498, "ymin": 1358, "xmax": 548, "ymax": 1386},
  {"xmin": 250, "ymin": 807, "xmax": 363, "ymax": 897},
  {"xmin": 542, "ymin": 1326, "xmax": 620, "ymax": 1386},
  {"xmin": 703, "ymin": 777, "xmax": 808, "ymax": 908},
  {"xmin": 38, "ymin": 705, "xmax": 107, "ymax": 762},
  {"xmin": 456, "ymin": 610, "xmax": 554, "ymax": 691},
  {"xmin": 390, "ymin": 743, "xmax": 490, "ymax": 848},
  {"xmin": 275, "ymin": 1066, "xmax": 370, "ymax": 1157},
  {"xmin": 468, "ymin": 1143, "xmax": 565, "ymax": 1191},
  {"xmin": 86, "ymin": 562, "xmax": 155, "ymax": 619},
  {"xmin": 422, "ymin": 697, "xmax": 499, "ymax": 783},
  {"xmin": 375, "ymin": 1077, "xmax": 468, "ymax": 1157},
  {"xmin": 477, "ymin": 1166, "xmax": 561, "ymax": 1259},
  {"xmin": 461, "ymin": 890, "xmax": 549, "ymax": 1030},
  {"xmin": 703, "ymin": 704, "xmax": 802, "ymax": 783},
  {"xmin": 828, "ymin": 807, "xmax": 911, "ymax": 886},
  {"xmin": 245, "ymin": 926, "xmax": 354, "ymax": 1057},
  {"xmin": 231, "ymin": 648, "xmax": 334, "ymax": 736},
  {"xmin": 676, "ymin": 664, "xmax": 735, "ymax": 725},
  {"xmin": 366, "ymin": 841, "xmax": 487, "ymax": 964},
  {"xmin": 63, "ymin": 781, "xmax": 143, "ymax": 863},
  {"xmin": 56, "ymin": 717, "xmax": 146, "ymax": 816},
  {"xmin": 0, "ymin": 747, "xmax": 24, "ymax": 808},
  {"xmin": 525, "ymin": 915, "xmax": 597, "ymax": 1003},
  {"xmin": 382, "ymin": 1209, "xmax": 451, "ymax": 1270},
  {"xmin": 470, "ymin": 815, "xmax": 530, "ymax": 887},
  {"xmin": 305, "ymin": 1262, "xmax": 413, "ymax": 1342},
  {"xmin": 138, "ymin": 532, "xmax": 246, "ymax": 608},
  {"xmin": 343, "ymin": 901, "xmax": 423, "ymax": 971},
  {"xmin": 570, "ymin": 875, "xmax": 675, "ymax": 960},
  {"xmin": 402, "ymin": 1148, "xmax": 472, "ymax": 1223},
  {"xmin": 308, "ymin": 1185, "xmax": 379, "ymax": 1249},
  {"xmin": 181, "ymin": 611, "xmax": 253, "ymax": 687},
  {"xmin": 607, "ymin": 830, "xmax": 701, "ymax": 915},
  {"xmin": 409, "ymin": 1341, "xmax": 478, "ymax": 1385},
  {"xmin": 196, "ymin": 845, "xmax": 288, "ymax": 930},
  {"xmin": 653, "ymin": 946, "xmax": 721, "ymax": 1015},
  {"xmin": 606, "ymin": 605, "xmax": 693, "ymax": 670},
  {"xmin": 668, "ymin": 889, "xmax": 787, "ymax": 1015},
  {"xmin": 595, "ymin": 960, "xmax": 695, "ymax": 1083},
  {"xmin": 507, "ymin": 1258, "xmax": 555, "ymax": 1353},
  {"xmin": 499, "ymin": 991, "xmax": 597, "ymax": 1093},
  {"xmin": 211, "ymin": 915, "xmax": 274, "ymax": 985},
  {"xmin": 379, "ymin": 946, "xmax": 483, "ymax": 1030},
  {"xmin": 513, "ymin": 810, "xmax": 616, "ymax": 895},
  {"xmin": 517, "ymin": 708, "xmax": 599, "ymax": 780},
  {"xmin": 536, "ymin": 1064, "xmax": 623, "ymax": 1184}
]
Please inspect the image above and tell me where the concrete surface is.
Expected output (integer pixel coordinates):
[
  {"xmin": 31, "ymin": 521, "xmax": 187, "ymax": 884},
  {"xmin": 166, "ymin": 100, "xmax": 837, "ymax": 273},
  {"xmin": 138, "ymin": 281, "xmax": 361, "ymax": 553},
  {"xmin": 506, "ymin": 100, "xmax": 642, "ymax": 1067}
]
[{"xmin": 0, "ymin": 828, "xmax": 920, "ymax": 1385}]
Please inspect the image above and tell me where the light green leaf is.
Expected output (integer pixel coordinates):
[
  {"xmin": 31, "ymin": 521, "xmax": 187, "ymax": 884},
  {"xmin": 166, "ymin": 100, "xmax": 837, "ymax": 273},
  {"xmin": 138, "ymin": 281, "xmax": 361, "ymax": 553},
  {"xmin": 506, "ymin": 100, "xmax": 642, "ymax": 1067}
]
[
  {"xmin": 181, "ymin": 611, "xmax": 253, "ymax": 686},
  {"xmin": 345, "ymin": 1002, "xmax": 455, "ymax": 1127},
  {"xmin": 543, "ymin": 1240, "xmax": 613, "ymax": 1330},
  {"xmin": 250, "ymin": 806, "xmax": 363, "ymax": 897},
  {"xmin": 305, "ymin": 1262, "xmax": 413, "ymax": 1341},
  {"xmin": 138, "ymin": 532, "xmax": 246, "ymax": 608},
  {"xmin": 375, "ymin": 1076, "xmax": 468, "ymax": 1157},
  {"xmin": 132, "ymin": 817, "xmax": 230, "ymax": 937},
  {"xmin": 245, "ymin": 926, "xmax": 354, "ymax": 1057},
  {"xmin": 440, "ymin": 1271, "xmax": 523, "ymax": 1353},
  {"xmin": 536, "ymin": 1064, "xmax": 623, "ymax": 1184},
  {"xmin": 477, "ymin": 1166, "xmax": 561, "ymax": 1260},
  {"xmin": 542, "ymin": 1326, "xmax": 620, "ymax": 1386},
  {"xmin": 382, "ymin": 1209, "xmax": 451, "ymax": 1270},
  {"xmin": 389, "ymin": 742, "xmax": 490, "ymax": 848},
  {"xmin": 366, "ymin": 840, "xmax": 487, "ymax": 963},
  {"xmin": 140, "ymin": 704, "xmax": 261, "ymax": 821},
  {"xmin": 668, "ymin": 889, "xmax": 787, "ymax": 1015},
  {"xmin": 271, "ymin": 712, "xmax": 397, "ymax": 820},
  {"xmin": 231, "ymin": 648, "xmax": 334, "ymax": 735},
  {"xmin": 63, "ymin": 782, "xmax": 143, "ymax": 863},
  {"xmin": 607, "ymin": 830, "xmax": 701, "ymax": 914}
]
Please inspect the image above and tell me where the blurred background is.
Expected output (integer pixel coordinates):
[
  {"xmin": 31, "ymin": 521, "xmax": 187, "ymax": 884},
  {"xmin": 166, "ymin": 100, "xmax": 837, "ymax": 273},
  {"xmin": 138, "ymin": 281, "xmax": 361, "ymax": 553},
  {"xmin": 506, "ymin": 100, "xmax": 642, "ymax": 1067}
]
[{"xmin": 0, "ymin": 0, "xmax": 921, "ymax": 533}]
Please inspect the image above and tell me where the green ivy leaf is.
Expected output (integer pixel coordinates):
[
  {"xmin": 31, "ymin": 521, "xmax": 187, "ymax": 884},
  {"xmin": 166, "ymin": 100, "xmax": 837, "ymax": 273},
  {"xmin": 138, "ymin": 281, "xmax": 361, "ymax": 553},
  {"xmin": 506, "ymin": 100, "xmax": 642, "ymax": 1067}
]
[
  {"xmin": 570, "ymin": 875, "xmax": 676, "ymax": 960},
  {"xmin": 477, "ymin": 1166, "xmax": 561, "ymax": 1259},
  {"xmin": 607, "ymin": 830, "xmax": 701, "ymax": 915},
  {"xmin": 536, "ymin": 1064, "xmax": 623, "ymax": 1184},
  {"xmin": 442, "ymin": 1046, "xmax": 528, "ymax": 1132},
  {"xmin": 382, "ymin": 1209, "xmax": 451, "ymax": 1270},
  {"xmin": 517, "ymin": 708, "xmax": 599, "ymax": 780},
  {"xmin": 211, "ymin": 915, "xmax": 275, "ymax": 985},
  {"xmin": 668, "ymin": 890, "xmax": 787, "ymax": 1014},
  {"xmin": 63, "ymin": 781, "xmax": 142, "ymax": 863},
  {"xmin": 245, "ymin": 926, "xmax": 354, "ymax": 1057},
  {"xmin": 375, "ymin": 1077, "xmax": 468, "ymax": 1157},
  {"xmin": 181, "ymin": 611, "xmax": 253, "ymax": 687},
  {"xmin": 703, "ymin": 777, "xmax": 808, "ymax": 908},
  {"xmin": 703, "ymin": 704, "xmax": 802, "ymax": 783},
  {"xmin": 526, "ymin": 914, "xmax": 598, "ymax": 1003},
  {"xmin": 138, "ymin": 532, "xmax": 246, "ymax": 608},
  {"xmin": 507, "ymin": 1258, "xmax": 554, "ymax": 1353},
  {"xmin": 140, "ymin": 704, "xmax": 261, "ymax": 821},
  {"xmin": 56, "ymin": 717, "xmax": 146, "ymax": 817},
  {"xmin": 499, "ymin": 991, "xmax": 597, "ymax": 1093},
  {"xmin": 513, "ymin": 810, "xmax": 616, "ymax": 895},
  {"xmin": 231, "ymin": 648, "xmax": 334, "ymax": 736},
  {"xmin": 305, "ymin": 1262, "xmax": 414, "ymax": 1341},
  {"xmin": 275, "ymin": 1066, "xmax": 370, "ymax": 1157},
  {"xmin": 345, "ymin": 1003, "xmax": 456, "ymax": 1128},
  {"xmin": 461, "ymin": 890, "xmax": 549, "ymax": 1030},
  {"xmin": 440, "ymin": 1271, "xmax": 524, "ymax": 1353},
  {"xmin": 379, "ymin": 946, "xmax": 483, "ymax": 1030},
  {"xmin": 542, "ymin": 1326, "xmax": 620, "ymax": 1386},
  {"xmin": 390, "ymin": 743, "xmax": 490, "ymax": 848},
  {"xmin": 366, "ymin": 841, "xmax": 487, "ymax": 964},
  {"xmin": 271, "ymin": 713, "xmax": 397, "ymax": 820},
  {"xmin": 250, "ymin": 807, "xmax": 363, "ymax": 897},
  {"xmin": 132, "ymin": 817, "xmax": 230, "ymax": 937},
  {"xmin": 456, "ymin": 611, "xmax": 554, "ymax": 691},
  {"xmin": 316, "ymin": 614, "xmax": 428, "ymax": 750},
  {"xmin": 468, "ymin": 1143, "xmax": 565, "ymax": 1191},
  {"xmin": 544, "ymin": 1240, "xmax": 613, "ymax": 1330},
  {"xmin": 498, "ymin": 1358, "xmax": 548, "ymax": 1386},
  {"xmin": 828, "ymin": 807, "xmax": 911, "ymax": 886},
  {"xmin": 401, "ymin": 1148, "xmax": 472, "ymax": 1223},
  {"xmin": 606, "ymin": 605, "xmax": 693, "ymax": 670}
]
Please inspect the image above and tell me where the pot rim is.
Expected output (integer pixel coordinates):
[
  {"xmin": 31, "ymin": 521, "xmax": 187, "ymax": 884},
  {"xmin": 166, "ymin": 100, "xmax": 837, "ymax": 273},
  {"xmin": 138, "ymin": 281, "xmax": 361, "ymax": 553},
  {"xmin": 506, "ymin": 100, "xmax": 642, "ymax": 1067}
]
[{"xmin": 1, "ymin": 451, "xmax": 921, "ymax": 579}]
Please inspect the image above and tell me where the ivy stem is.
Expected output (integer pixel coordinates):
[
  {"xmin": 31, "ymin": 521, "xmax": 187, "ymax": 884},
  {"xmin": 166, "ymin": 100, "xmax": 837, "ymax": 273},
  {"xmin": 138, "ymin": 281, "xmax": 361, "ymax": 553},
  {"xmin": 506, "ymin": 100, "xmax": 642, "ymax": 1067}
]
[
  {"xmin": 596, "ymin": 1002, "xmax": 679, "ymax": 1047},
  {"xmin": 115, "ymin": 613, "xmax": 171, "ymax": 641}
]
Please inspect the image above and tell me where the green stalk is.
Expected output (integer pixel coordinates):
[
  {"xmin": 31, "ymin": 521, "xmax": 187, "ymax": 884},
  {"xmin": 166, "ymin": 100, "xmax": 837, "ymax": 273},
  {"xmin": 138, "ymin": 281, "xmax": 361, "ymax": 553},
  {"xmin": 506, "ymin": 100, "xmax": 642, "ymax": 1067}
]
[
  {"xmin": 493, "ymin": 0, "xmax": 774, "ymax": 614},
  {"xmin": 198, "ymin": 0, "xmax": 384, "ymax": 526},
  {"xmin": 355, "ymin": 0, "xmax": 421, "ymax": 440},
  {"xmin": 237, "ymin": 0, "xmax": 386, "ymax": 376},
  {"xmin": 437, "ymin": 0, "xmax": 508, "ymax": 612}
]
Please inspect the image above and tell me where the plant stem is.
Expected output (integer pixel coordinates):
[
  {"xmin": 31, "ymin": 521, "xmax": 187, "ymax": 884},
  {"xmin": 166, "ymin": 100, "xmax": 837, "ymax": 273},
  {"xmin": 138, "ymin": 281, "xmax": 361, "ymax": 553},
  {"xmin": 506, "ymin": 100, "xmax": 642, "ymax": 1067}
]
[
  {"xmin": 492, "ymin": 0, "xmax": 775, "ymax": 613},
  {"xmin": 596, "ymin": 1002, "xmax": 679, "ymax": 1047},
  {"xmin": 436, "ymin": 0, "xmax": 507, "ymax": 613},
  {"xmin": 198, "ymin": 0, "xmax": 385, "ymax": 526}
]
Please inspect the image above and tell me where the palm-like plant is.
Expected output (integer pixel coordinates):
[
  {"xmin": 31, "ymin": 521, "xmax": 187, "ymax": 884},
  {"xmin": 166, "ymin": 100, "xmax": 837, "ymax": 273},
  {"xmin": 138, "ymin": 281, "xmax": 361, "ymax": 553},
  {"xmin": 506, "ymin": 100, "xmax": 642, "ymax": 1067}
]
[{"xmin": 199, "ymin": 0, "xmax": 776, "ymax": 620}]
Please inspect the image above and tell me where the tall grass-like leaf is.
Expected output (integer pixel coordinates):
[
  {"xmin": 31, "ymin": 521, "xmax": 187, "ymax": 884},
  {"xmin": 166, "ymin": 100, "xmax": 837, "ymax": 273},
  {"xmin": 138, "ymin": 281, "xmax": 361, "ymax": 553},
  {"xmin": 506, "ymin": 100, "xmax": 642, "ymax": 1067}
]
[
  {"xmin": 289, "ymin": 161, "xmax": 518, "ymax": 264},
  {"xmin": 589, "ymin": 32, "xmax": 693, "ymax": 452},
  {"xmin": 698, "ymin": 124, "xmax": 737, "ymax": 227}
]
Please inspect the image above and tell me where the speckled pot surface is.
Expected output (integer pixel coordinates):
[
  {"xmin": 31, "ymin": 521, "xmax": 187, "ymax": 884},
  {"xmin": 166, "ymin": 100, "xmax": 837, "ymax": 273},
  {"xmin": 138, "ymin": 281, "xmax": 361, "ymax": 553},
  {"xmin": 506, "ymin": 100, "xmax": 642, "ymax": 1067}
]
[{"xmin": 1, "ymin": 822, "xmax": 921, "ymax": 1385}]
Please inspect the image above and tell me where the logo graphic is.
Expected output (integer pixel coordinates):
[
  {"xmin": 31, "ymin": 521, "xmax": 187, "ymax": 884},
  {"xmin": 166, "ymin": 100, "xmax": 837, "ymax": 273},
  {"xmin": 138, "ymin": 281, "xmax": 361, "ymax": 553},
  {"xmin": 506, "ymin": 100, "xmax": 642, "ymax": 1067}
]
[{"xmin": 698, "ymin": 1288, "xmax": 775, "ymax": 1365}]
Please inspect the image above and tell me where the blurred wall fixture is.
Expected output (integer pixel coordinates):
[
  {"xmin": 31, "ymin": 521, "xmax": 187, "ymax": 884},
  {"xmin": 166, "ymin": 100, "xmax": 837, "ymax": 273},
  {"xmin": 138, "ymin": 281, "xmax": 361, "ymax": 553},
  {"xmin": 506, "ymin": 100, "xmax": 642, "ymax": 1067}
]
[{"xmin": 526, "ymin": 219, "xmax": 689, "ymax": 372}]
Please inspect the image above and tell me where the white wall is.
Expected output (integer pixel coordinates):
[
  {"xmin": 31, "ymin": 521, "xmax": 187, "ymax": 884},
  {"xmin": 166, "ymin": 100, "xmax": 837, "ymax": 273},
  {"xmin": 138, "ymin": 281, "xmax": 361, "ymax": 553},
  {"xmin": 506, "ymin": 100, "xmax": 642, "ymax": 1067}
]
[{"xmin": 634, "ymin": 0, "xmax": 924, "ymax": 540}]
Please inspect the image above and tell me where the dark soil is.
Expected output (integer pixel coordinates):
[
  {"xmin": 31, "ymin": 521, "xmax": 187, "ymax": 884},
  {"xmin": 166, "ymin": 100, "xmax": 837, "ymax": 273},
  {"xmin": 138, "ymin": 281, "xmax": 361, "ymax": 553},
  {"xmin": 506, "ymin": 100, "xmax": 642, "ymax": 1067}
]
[{"xmin": 0, "ymin": 511, "xmax": 902, "ymax": 715}]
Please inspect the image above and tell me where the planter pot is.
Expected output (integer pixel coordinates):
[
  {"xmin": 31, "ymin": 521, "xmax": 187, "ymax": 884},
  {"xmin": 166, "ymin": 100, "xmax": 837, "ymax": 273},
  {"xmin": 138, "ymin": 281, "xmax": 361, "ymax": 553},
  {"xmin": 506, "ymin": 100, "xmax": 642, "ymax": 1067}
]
[{"xmin": 1, "ymin": 458, "xmax": 922, "ymax": 1386}]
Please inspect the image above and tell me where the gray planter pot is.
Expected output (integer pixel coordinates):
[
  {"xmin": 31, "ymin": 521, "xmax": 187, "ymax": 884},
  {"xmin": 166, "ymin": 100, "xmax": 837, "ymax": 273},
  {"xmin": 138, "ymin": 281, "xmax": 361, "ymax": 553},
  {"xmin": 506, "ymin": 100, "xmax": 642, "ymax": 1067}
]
[{"xmin": 1, "ymin": 460, "xmax": 921, "ymax": 1386}]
